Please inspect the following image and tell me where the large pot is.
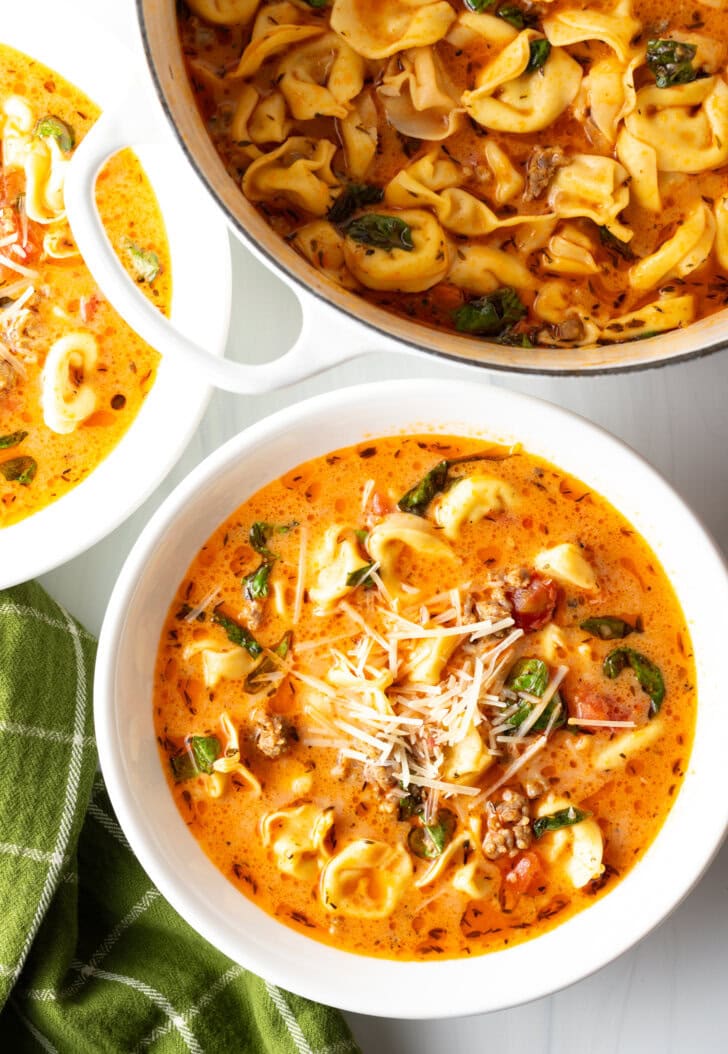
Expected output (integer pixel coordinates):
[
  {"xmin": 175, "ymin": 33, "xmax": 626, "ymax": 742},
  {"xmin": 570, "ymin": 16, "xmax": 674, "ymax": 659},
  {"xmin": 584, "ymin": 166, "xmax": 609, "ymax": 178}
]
[{"xmin": 65, "ymin": 1, "xmax": 728, "ymax": 393}]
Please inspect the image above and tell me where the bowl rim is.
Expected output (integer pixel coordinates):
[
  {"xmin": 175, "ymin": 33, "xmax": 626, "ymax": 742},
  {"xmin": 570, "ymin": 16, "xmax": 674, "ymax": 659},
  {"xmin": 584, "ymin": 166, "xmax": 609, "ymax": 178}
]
[
  {"xmin": 0, "ymin": 9, "xmax": 232, "ymax": 586},
  {"xmin": 94, "ymin": 378, "xmax": 728, "ymax": 1018},
  {"xmin": 134, "ymin": 0, "xmax": 728, "ymax": 377}
]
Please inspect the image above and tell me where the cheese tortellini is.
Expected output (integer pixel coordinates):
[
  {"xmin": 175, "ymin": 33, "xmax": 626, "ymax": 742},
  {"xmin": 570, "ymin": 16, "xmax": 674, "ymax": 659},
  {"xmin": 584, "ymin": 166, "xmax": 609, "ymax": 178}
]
[
  {"xmin": 41, "ymin": 333, "xmax": 98, "ymax": 435},
  {"xmin": 432, "ymin": 475, "xmax": 516, "ymax": 539},
  {"xmin": 320, "ymin": 839, "xmax": 412, "ymax": 918},
  {"xmin": 535, "ymin": 796, "xmax": 604, "ymax": 889},
  {"xmin": 330, "ymin": 0, "xmax": 455, "ymax": 60},
  {"xmin": 242, "ymin": 137, "xmax": 339, "ymax": 216},
  {"xmin": 262, "ymin": 804, "xmax": 334, "ymax": 881},
  {"xmin": 308, "ymin": 524, "xmax": 370, "ymax": 611},
  {"xmin": 191, "ymin": 0, "xmax": 728, "ymax": 347},
  {"xmin": 534, "ymin": 543, "xmax": 598, "ymax": 591},
  {"xmin": 366, "ymin": 511, "xmax": 456, "ymax": 597},
  {"xmin": 182, "ymin": 636, "xmax": 257, "ymax": 687},
  {"xmin": 342, "ymin": 208, "xmax": 451, "ymax": 292}
]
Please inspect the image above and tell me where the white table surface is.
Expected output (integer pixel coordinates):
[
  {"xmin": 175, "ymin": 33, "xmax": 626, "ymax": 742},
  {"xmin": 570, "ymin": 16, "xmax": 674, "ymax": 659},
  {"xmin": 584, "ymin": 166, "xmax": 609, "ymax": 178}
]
[{"xmin": 38, "ymin": 2, "xmax": 728, "ymax": 1050}]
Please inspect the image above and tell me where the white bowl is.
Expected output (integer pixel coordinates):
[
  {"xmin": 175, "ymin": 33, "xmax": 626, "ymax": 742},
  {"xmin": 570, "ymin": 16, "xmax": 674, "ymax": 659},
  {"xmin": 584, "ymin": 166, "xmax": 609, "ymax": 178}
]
[
  {"xmin": 95, "ymin": 379, "xmax": 728, "ymax": 1018},
  {"xmin": 0, "ymin": 4, "xmax": 231, "ymax": 587}
]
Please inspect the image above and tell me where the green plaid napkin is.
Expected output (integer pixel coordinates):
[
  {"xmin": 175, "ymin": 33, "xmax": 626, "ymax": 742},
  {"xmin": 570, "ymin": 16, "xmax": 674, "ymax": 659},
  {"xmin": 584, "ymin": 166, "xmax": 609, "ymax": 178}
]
[{"xmin": 0, "ymin": 582, "xmax": 360, "ymax": 1054}]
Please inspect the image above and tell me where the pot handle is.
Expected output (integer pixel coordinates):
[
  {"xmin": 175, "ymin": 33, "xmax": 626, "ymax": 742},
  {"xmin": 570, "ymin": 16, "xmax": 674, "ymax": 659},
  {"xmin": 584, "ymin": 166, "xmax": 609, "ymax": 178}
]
[{"xmin": 64, "ymin": 102, "xmax": 390, "ymax": 394}]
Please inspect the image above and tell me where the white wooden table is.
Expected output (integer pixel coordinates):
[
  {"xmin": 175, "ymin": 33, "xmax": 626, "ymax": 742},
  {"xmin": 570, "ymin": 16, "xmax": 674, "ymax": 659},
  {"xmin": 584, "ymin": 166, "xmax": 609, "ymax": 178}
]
[{"xmin": 42, "ymin": 3, "xmax": 728, "ymax": 1050}]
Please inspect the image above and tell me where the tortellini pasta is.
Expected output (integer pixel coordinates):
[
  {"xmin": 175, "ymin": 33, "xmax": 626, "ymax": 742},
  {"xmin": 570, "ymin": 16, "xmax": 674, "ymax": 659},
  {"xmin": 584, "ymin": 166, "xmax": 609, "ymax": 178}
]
[
  {"xmin": 342, "ymin": 208, "xmax": 452, "ymax": 292},
  {"xmin": 2, "ymin": 96, "xmax": 67, "ymax": 224},
  {"xmin": 261, "ymin": 804, "xmax": 334, "ymax": 881},
  {"xmin": 308, "ymin": 524, "xmax": 370, "ymax": 611},
  {"xmin": 534, "ymin": 543, "xmax": 598, "ymax": 591},
  {"xmin": 629, "ymin": 203, "xmax": 716, "ymax": 292},
  {"xmin": 462, "ymin": 31, "xmax": 582, "ymax": 134},
  {"xmin": 535, "ymin": 796, "xmax": 604, "ymax": 889},
  {"xmin": 378, "ymin": 46, "xmax": 462, "ymax": 140},
  {"xmin": 330, "ymin": 0, "xmax": 455, "ymax": 60},
  {"xmin": 182, "ymin": 636, "xmax": 257, "ymax": 687},
  {"xmin": 242, "ymin": 137, "xmax": 339, "ymax": 216},
  {"xmin": 187, "ymin": 0, "xmax": 260, "ymax": 25},
  {"xmin": 593, "ymin": 719, "xmax": 664, "ymax": 771},
  {"xmin": 187, "ymin": 0, "xmax": 728, "ymax": 347},
  {"xmin": 339, "ymin": 92, "xmax": 378, "ymax": 178},
  {"xmin": 40, "ymin": 332, "xmax": 98, "ymax": 435},
  {"xmin": 548, "ymin": 155, "xmax": 631, "ymax": 241},
  {"xmin": 320, "ymin": 839, "xmax": 412, "ymax": 918},
  {"xmin": 277, "ymin": 33, "xmax": 365, "ymax": 121},
  {"xmin": 366, "ymin": 511, "xmax": 456, "ymax": 597},
  {"xmin": 623, "ymin": 77, "xmax": 728, "ymax": 174},
  {"xmin": 432, "ymin": 475, "xmax": 516, "ymax": 539},
  {"xmin": 543, "ymin": 0, "xmax": 641, "ymax": 63},
  {"xmin": 440, "ymin": 722, "xmax": 494, "ymax": 784},
  {"xmin": 405, "ymin": 633, "xmax": 463, "ymax": 686},
  {"xmin": 448, "ymin": 245, "xmax": 536, "ymax": 295},
  {"xmin": 291, "ymin": 220, "xmax": 359, "ymax": 290}
]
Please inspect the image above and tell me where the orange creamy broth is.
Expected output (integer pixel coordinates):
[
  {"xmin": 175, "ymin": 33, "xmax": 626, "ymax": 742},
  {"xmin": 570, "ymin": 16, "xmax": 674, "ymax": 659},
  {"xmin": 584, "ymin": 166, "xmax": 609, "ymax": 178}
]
[
  {"xmin": 178, "ymin": 0, "xmax": 728, "ymax": 347},
  {"xmin": 153, "ymin": 435, "xmax": 696, "ymax": 960},
  {"xmin": 0, "ymin": 45, "xmax": 171, "ymax": 526}
]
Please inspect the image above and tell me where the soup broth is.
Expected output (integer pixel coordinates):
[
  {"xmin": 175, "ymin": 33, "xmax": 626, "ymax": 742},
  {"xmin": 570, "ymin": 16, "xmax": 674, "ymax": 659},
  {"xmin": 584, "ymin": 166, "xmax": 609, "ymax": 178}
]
[
  {"xmin": 153, "ymin": 434, "xmax": 696, "ymax": 960},
  {"xmin": 0, "ymin": 44, "xmax": 171, "ymax": 526}
]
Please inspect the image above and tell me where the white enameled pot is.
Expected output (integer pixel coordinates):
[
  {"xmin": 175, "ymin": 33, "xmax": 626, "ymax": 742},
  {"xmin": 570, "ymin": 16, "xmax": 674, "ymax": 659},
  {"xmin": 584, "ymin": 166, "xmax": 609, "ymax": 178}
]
[
  {"xmin": 0, "ymin": 4, "xmax": 231, "ymax": 587},
  {"xmin": 64, "ymin": 0, "xmax": 728, "ymax": 386},
  {"xmin": 94, "ymin": 379, "xmax": 728, "ymax": 1018}
]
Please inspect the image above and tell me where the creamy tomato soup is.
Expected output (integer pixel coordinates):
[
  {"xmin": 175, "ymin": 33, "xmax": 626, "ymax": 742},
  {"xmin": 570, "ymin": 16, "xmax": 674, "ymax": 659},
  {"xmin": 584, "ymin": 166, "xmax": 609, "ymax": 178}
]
[
  {"xmin": 153, "ymin": 435, "xmax": 696, "ymax": 960},
  {"xmin": 177, "ymin": 0, "xmax": 728, "ymax": 350},
  {"xmin": 0, "ymin": 45, "xmax": 171, "ymax": 526}
]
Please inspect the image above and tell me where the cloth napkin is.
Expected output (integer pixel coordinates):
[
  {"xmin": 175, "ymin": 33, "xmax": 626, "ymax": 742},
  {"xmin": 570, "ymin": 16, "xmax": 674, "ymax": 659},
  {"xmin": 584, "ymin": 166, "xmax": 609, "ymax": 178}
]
[{"xmin": 0, "ymin": 582, "xmax": 360, "ymax": 1054}]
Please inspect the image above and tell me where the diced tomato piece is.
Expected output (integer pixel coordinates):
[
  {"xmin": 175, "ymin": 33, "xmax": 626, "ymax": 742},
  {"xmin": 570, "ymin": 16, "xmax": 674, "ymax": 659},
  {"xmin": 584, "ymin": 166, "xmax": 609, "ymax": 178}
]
[
  {"xmin": 505, "ymin": 851, "xmax": 542, "ymax": 895},
  {"xmin": 569, "ymin": 688, "xmax": 646, "ymax": 725},
  {"xmin": 370, "ymin": 491, "xmax": 393, "ymax": 518},
  {"xmin": 507, "ymin": 573, "xmax": 559, "ymax": 632}
]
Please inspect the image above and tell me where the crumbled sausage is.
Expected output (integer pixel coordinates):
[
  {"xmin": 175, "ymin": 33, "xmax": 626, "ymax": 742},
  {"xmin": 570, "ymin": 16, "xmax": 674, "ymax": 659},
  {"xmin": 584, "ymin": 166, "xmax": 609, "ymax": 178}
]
[
  {"xmin": 524, "ymin": 147, "xmax": 567, "ymax": 201},
  {"xmin": 552, "ymin": 317, "xmax": 585, "ymax": 344},
  {"xmin": 483, "ymin": 789, "xmax": 533, "ymax": 859},
  {"xmin": 251, "ymin": 708, "xmax": 291, "ymax": 758}
]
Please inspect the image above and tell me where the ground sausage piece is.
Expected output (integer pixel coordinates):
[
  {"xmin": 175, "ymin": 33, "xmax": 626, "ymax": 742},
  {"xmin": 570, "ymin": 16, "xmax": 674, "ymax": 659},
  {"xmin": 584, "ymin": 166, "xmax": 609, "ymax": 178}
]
[
  {"xmin": 507, "ymin": 573, "xmax": 559, "ymax": 632},
  {"xmin": 0, "ymin": 360, "xmax": 16, "ymax": 393},
  {"xmin": 251, "ymin": 708, "xmax": 291, "ymax": 758},
  {"xmin": 483, "ymin": 789, "xmax": 533, "ymax": 860},
  {"xmin": 524, "ymin": 147, "xmax": 567, "ymax": 200}
]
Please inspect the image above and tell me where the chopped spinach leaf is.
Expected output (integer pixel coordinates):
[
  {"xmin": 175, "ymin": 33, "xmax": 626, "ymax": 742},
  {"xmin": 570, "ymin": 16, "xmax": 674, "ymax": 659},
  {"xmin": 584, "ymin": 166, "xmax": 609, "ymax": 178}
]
[
  {"xmin": 34, "ymin": 114, "xmax": 75, "ymax": 152},
  {"xmin": 506, "ymin": 657, "xmax": 549, "ymax": 697},
  {"xmin": 526, "ymin": 39, "xmax": 551, "ymax": 73},
  {"xmin": 244, "ymin": 631, "xmax": 292, "ymax": 694},
  {"xmin": 599, "ymin": 226, "xmax": 635, "ymax": 260},
  {"xmin": 580, "ymin": 616, "xmax": 635, "ymax": 640},
  {"xmin": 0, "ymin": 456, "xmax": 37, "ymax": 486},
  {"xmin": 123, "ymin": 238, "xmax": 160, "ymax": 283},
  {"xmin": 249, "ymin": 520, "xmax": 298, "ymax": 559},
  {"xmin": 533, "ymin": 805, "xmax": 589, "ymax": 839},
  {"xmin": 408, "ymin": 809, "xmax": 457, "ymax": 859},
  {"xmin": 0, "ymin": 430, "xmax": 28, "ymax": 450},
  {"xmin": 464, "ymin": 0, "xmax": 497, "ymax": 9},
  {"xmin": 497, "ymin": 4, "xmax": 536, "ymax": 29},
  {"xmin": 328, "ymin": 183, "xmax": 384, "ymax": 225},
  {"xmin": 453, "ymin": 287, "xmax": 526, "ymax": 337},
  {"xmin": 346, "ymin": 562, "xmax": 376, "ymax": 589},
  {"xmin": 506, "ymin": 693, "xmax": 566, "ymax": 733},
  {"xmin": 603, "ymin": 647, "xmax": 665, "ymax": 715},
  {"xmin": 397, "ymin": 787, "xmax": 424, "ymax": 821},
  {"xmin": 301, "ymin": 0, "xmax": 328, "ymax": 6},
  {"xmin": 397, "ymin": 449, "xmax": 513, "ymax": 516},
  {"xmin": 170, "ymin": 735, "xmax": 221, "ymax": 782},
  {"xmin": 646, "ymin": 39, "xmax": 697, "ymax": 88},
  {"xmin": 243, "ymin": 561, "xmax": 271, "ymax": 601},
  {"xmin": 212, "ymin": 611, "xmax": 263, "ymax": 658},
  {"xmin": 342, "ymin": 213, "xmax": 414, "ymax": 252}
]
